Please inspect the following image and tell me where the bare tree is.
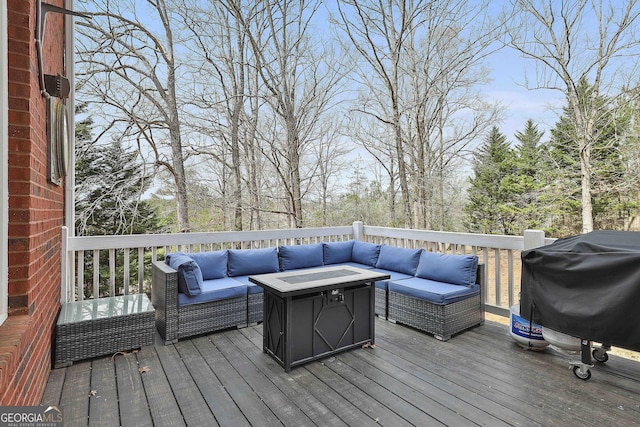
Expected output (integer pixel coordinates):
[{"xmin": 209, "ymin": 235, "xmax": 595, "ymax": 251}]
[
  {"xmin": 334, "ymin": 0, "xmax": 421, "ymax": 227},
  {"xmin": 230, "ymin": 0, "xmax": 346, "ymax": 228},
  {"xmin": 334, "ymin": 0, "xmax": 502, "ymax": 229},
  {"xmin": 75, "ymin": 0, "xmax": 191, "ymax": 231},
  {"xmin": 346, "ymin": 114, "xmax": 400, "ymax": 225},
  {"xmin": 176, "ymin": 0, "xmax": 261, "ymax": 231},
  {"xmin": 506, "ymin": 0, "xmax": 640, "ymax": 233},
  {"xmin": 309, "ymin": 121, "xmax": 352, "ymax": 226},
  {"xmin": 403, "ymin": 0, "xmax": 502, "ymax": 229}
]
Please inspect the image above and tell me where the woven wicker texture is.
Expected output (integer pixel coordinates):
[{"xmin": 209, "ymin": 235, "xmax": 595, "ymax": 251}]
[
  {"xmin": 248, "ymin": 293, "xmax": 264, "ymax": 324},
  {"xmin": 375, "ymin": 287, "xmax": 387, "ymax": 319},
  {"xmin": 178, "ymin": 296, "xmax": 247, "ymax": 337},
  {"xmin": 388, "ymin": 291, "xmax": 483, "ymax": 341},
  {"xmin": 54, "ymin": 294, "xmax": 155, "ymax": 368},
  {"xmin": 152, "ymin": 261, "xmax": 249, "ymax": 343}
]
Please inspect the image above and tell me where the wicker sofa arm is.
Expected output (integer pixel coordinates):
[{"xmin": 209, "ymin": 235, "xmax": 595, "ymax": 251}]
[{"xmin": 152, "ymin": 261, "xmax": 179, "ymax": 344}]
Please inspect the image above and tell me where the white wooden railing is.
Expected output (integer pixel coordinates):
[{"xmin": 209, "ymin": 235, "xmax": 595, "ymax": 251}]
[{"xmin": 61, "ymin": 222, "xmax": 555, "ymax": 316}]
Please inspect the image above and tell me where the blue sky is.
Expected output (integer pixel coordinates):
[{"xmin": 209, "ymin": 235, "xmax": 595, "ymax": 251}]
[{"xmin": 485, "ymin": 46, "xmax": 564, "ymax": 143}]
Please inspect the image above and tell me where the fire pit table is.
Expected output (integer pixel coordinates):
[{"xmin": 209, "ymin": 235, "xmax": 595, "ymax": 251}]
[{"xmin": 250, "ymin": 266, "xmax": 389, "ymax": 371}]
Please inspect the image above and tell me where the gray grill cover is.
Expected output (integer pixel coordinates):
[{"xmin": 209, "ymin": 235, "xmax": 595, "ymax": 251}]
[{"xmin": 520, "ymin": 230, "xmax": 640, "ymax": 351}]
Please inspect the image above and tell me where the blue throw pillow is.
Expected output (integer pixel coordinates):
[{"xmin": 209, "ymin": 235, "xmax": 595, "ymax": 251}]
[
  {"xmin": 167, "ymin": 252, "xmax": 204, "ymax": 296},
  {"xmin": 187, "ymin": 250, "xmax": 228, "ymax": 280},
  {"xmin": 351, "ymin": 241, "xmax": 381, "ymax": 267},
  {"xmin": 375, "ymin": 245, "xmax": 423, "ymax": 276},
  {"xmin": 323, "ymin": 240, "xmax": 355, "ymax": 264},
  {"xmin": 278, "ymin": 243, "xmax": 324, "ymax": 270},
  {"xmin": 228, "ymin": 247, "xmax": 279, "ymax": 277},
  {"xmin": 415, "ymin": 251, "xmax": 478, "ymax": 287}
]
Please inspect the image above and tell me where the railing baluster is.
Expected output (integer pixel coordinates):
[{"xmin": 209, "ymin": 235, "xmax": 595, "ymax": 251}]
[
  {"xmin": 494, "ymin": 248, "xmax": 501, "ymax": 306},
  {"xmin": 507, "ymin": 249, "xmax": 514, "ymax": 307},
  {"xmin": 93, "ymin": 249, "xmax": 99, "ymax": 298},
  {"xmin": 138, "ymin": 247, "xmax": 144, "ymax": 294},
  {"xmin": 123, "ymin": 248, "xmax": 130, "ymax": 295},
  {"xmin": 77, "ymin": 250, "xmax": 84, "ymax": 301},
  {"xmin": 109, "ymin": 248, "xmax": 116, "ymax": 296},
  {"xmin": 481, "ymin": 247, "xmax": 489, "ymax": 305}
]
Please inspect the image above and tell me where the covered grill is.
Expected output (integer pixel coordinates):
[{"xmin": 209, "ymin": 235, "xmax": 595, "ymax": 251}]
[{"xmin": 520, "ymin": 230, "xmax": 640, "ymax": 379}]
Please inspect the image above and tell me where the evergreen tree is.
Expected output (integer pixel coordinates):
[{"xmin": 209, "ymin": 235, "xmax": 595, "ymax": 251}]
[
  {"xmin": 544, "ymin": 79, "xmax": 633, "ymax": 235},
  {"xmin": 509, "ymin": 119, "xmax": 546, "ymax": 232},
  {"xmin": 75, "ymin": 108, "xmax": 163, "ymax": 297},
  {"xmin": 464, "ymin": 126, "xmax": 518, "ymax": 234},
  {"xmin": 75, "ymin": 134, "xmax": 161, "ymax": 236}
]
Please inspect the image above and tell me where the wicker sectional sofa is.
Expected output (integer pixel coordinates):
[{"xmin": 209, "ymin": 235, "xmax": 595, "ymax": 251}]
[
  {"xmin": 151, "ymin": 240, "xmax": 484, "ymax": 344},
  {"xmin": 386, "ymin": 251, "xmax": 485, "ymax": 341}
]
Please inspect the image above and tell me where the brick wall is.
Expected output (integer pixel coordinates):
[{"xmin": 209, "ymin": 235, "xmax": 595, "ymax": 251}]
[{"xmin": 0, "ymin": 0, "xmax": 66, "ymax": 405}]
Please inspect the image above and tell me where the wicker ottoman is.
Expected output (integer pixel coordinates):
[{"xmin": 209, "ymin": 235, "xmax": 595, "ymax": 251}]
[{"xmin": 54, "ymin": 293, "xmax": 155, "ymax": 368}]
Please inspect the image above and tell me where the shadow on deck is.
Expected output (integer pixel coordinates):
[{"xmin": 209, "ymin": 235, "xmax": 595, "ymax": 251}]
[{"xmin": 41, "ymin": 318, "xmax": 640, "ymax": 426}]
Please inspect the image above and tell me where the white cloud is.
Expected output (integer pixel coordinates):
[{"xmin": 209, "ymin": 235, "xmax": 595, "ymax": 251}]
[{"xmin": 484, "ymin": 87, "xmax": 564, "ymax": 140}]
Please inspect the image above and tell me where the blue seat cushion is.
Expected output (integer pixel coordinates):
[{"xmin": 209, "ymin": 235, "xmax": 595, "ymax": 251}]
[
  {"xmin": 186, "ymin": 250, "xmax": 228, "ymax": 280},
  {"xmin": 230, "ymin": 275, "xmax": 263, "ymax": 295},
  {"xmin": 247, "ymin": 283, "xmax": 263, "ymax": 295},
  {"xmin": 228, "ymin": 247, "xmax": 279, "ymax": 277},
  {"xmin": 375, "ymin": 246, "xmax": 422, "ymax": 276},
  {"xmin": 415, "ymin": 251, "xmax": 478, "ymax": 287},
  {"xmin": 323, "ymin": 240, "xmax": 355, "ymax": 264},
  {"xmin": 375, "ymin": 281, "xmax": 388, "ymax": 290},
  {"xmin": 370, "ymin": 267, "xmax": 413, "ymax": 290},
  {"xmin": 177, "ymin": 277, "xmax": 247, "ymax": 306},
  {"xmin": 279, "ymin": 243, "xmax": 324, "ymax": 271},
  {"xmin": 167, "ymin": 252, "xmax": 203, "ymax": 296},
  {"xmin": 351, "ymin": 241, "xmax": 381, "ymax": 267},
  {"xmin": 389, "ymin": 278, "xmax": 480, "ymax": 305}
]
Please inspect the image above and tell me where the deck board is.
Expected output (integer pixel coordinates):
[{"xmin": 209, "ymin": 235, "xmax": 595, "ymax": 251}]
[
  {"xmin": 88, "ymin": 357, "xmax": 119, "ymax": 427},
  {"xmin": 319, "ymin": 350, "xmax": 445, "ymax": 426},
  {"xmin": 385, "ymin": 324, "xmax": 557, "ymax": 424},
  {"xmin": 174, "ymin": 339, "xmax": 248, "ymax": 426},
  {"xmin": 375, "ymin": 321, "xmax": 543, "ymax": 426},
  {"xmin": 58, "ymin": 361, "xmax": 91, "ymax": 426},
  {"xmin": 136, "ymin": 345, "xmax": 186, "ymax": 427},
  {"xmin": 113, "ymin": 352, "xmax": 153, "ymax": 427},
  {"xmin": 232, "ymin": 328, "xmax": 349, "ymax": 426},
  {"xmin": 191, "ymin": 335, "xmax": 281, "ymax": 427},
  {"xmin": 40, "ymin": 366, "xmax": 65, "ymax": 406},
  {"xmin": 412, "ymin": 321, "xmax": 635, "ymax": 426},
  {"xmin": 42, "ymin": 318, "xmax": 640, "ymax": 426},
  {"xmin": 155, "ymin": 344, "xmax": 217, "ymax": 427},
  {"xmin": 210, "ymin": 332, "xmax": 315, "ymax": 425},
  {"xmin": 458, "ymin": 322, "xmax": 640, "ymax": 424}
]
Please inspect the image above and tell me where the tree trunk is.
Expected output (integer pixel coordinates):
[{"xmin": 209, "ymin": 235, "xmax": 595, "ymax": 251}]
[
  {"xmin": 393, "ymin": 107, "xmax": 412, "ymax": 228},
  {"xmin": 578, "ymin": 137, "xmax": 594, "ymax": 233},
  {"xmin": 170, "ymin": 126, "xmax": 190, "ymax": 232}
]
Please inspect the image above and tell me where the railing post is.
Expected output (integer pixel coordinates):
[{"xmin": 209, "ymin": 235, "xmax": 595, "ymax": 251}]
[
  {"xmin": 524, "ymin": 229, "xmax": 546, "ymax": 250},
  {"xmin": 352, "ymin": 221, "xmax": 364, "ymax": 241},
  {"xmin": 60, "ymin": 226, "xmax": 71, "ymax": 304}
]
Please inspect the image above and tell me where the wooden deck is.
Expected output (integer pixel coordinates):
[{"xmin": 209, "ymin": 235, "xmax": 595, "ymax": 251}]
[{"xmin": 41, "ymin": 318, "xmax": 640, "ymax": 426}]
